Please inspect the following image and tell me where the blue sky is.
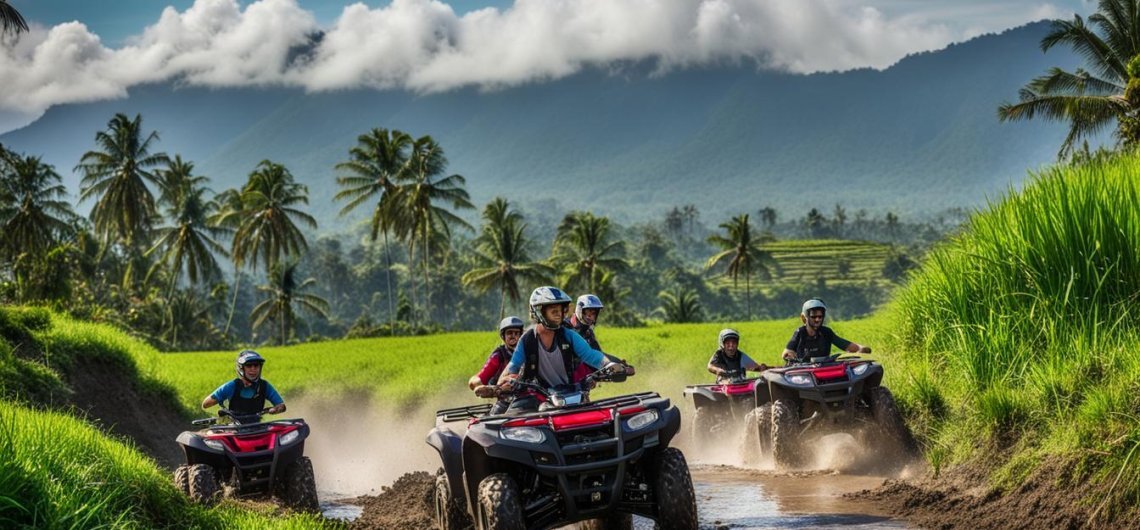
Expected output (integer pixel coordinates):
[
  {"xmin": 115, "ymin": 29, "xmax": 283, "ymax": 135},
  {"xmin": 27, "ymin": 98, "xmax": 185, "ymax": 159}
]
[{"xmin": 0, "ymin": 0, "xmax": 1094, "ymax": 133}]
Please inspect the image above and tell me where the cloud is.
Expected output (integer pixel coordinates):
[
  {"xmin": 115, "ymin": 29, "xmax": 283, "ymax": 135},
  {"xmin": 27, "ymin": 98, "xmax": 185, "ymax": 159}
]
[{"xmin": 0, "ymin": 0, "xmax": 1071, "ymax": 128}]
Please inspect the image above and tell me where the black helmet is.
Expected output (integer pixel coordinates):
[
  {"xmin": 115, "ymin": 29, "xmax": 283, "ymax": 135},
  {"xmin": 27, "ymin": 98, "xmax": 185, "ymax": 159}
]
[{"xmin": 235, "ymin": 350, "xmax": 265, "ymax": 382}]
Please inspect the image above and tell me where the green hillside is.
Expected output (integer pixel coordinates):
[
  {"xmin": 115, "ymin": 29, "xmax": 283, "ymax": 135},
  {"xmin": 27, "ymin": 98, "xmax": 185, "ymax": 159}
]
[
  {"xmin": 0, "ymin": 309, "xmax": 339, "ymax": 529},
  {"xmin": 888, "ymin": 151, "xmax": 1140, "ymax": 523},
  {"xmin": 764, "ymin": 239, "xmax": 893, "ymax": 288}
]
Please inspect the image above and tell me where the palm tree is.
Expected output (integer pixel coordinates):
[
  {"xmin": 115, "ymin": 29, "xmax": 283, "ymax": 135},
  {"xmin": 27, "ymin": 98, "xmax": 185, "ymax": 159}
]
[
  {"xmin": 209, "ymin": 187, "xmax": 247, "ymax": 335},
  {"xmin": 148, "ymin": 156, "xmax": 229, "ymax": 289},
  {"xmin": 0, "ymin": 0, "xmax": 28, "ymax": 35},
  {"xmin": 705, "ymin": 213, "xmax": 777, "ymax": 320},
  {"xmin": 0, "ymin": 150, "xmax": 78, "ymax": 299},
  {"xmin": 250, "ymin": 260, "xmax": 329, "ymax": 345},
  {"xmin": 233, "ymin": 160, "xmax": 316, "ymax": 275},
  {"xmin": 656, "ymin": 286, "xmax": 703, "ymax": 323},
  {"xmin": 396, "ymin": 135, "xmax": 474, "ymax": 321},
  {"xmin": 552, "ymin": 211, "xmax": 628, "ymax": 293},
  {"xmin": 998, "ymin": 0, "xmax": 1140, "ymax": 156},
  {"xmin": 461, "ymin": 197, "xmax": 552, "ymax": 318},
  {"xmin": 76, "ymin": 113, "xmax": 169, "ymax": 249},
  {"xmin": 334, "ymin": 128, "xmax": 414, "ymax": 331}
]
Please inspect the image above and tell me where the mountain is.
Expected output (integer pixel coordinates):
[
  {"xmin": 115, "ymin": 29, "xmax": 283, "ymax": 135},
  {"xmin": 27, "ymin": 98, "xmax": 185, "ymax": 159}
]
[{"xmin": 0, "ymin": 21, "xmax": 1078, "ymax": 229}]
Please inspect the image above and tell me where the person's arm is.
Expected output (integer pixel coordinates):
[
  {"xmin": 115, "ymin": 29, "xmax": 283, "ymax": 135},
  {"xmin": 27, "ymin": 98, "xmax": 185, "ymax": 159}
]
[
  {"xmin": 497, "ymin": 342, "xmax": 527, "ymax": 388},
  {"xmin": 602, "ymin": 352, "xmax": 636, "ymax": 375},
  {"xmin": 831, "ymin": 330, "xmax": 869, "ymax": 354},
  {"xmin": 741, "ymin": 353, "xmax": 768, "ymax": 372},
  {"xmin": 202, "ymin": 381, "xmax": 232, "ymax": 410},
  {"xmin": 263, "ymin": 383, "xmax": 286, "ymax": 414},
  {"xmin": 707, "ymin": 352, "xmax": 726, "ymax": 376},
  {"xmin": 565, "ymin": 329, "xmax": 610, "ymax": 371},
  {"xmin": 782, "ymin": 329, "xmax": 801, "ymax": 360},
  {"xmin": 471, "ymin": 352, "xmax": 503, "ymax": 389}
]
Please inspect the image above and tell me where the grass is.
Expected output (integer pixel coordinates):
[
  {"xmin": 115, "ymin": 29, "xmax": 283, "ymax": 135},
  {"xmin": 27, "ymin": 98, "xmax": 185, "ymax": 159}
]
[
  {"xmin": 888, "ymin": 151, "xmax": 1140, "ymax": 521},
  {"xmin": 0, "ymin": 400, "xmax": 338, "ymax": 529},
  {"xmin": 760, "ymin": 239, "xmax": 894, "ymax": 288}
]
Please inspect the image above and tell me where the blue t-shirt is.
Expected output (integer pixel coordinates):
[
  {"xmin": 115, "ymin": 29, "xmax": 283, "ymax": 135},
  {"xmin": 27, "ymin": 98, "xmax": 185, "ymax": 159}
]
[
  {"xmin": 505, "ymin": 327, "xmax": 607, "ymax": 375},
  {"xmin": 210, "ymin": 379, "xmax": 284, "ymax": 407}
]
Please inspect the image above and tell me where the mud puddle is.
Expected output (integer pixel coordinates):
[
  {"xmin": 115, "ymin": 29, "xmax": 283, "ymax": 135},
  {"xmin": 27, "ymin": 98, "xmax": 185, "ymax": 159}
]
[{"xmin": 690, "ymin": 466, "xmax": 907, "ymax": 529}]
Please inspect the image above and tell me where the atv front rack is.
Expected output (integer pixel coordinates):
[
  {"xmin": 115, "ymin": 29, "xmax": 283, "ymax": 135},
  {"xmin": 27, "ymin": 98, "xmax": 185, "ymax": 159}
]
[{"xmin": 436, "ymin": 403, "xmax": 493, "ymax": 423}]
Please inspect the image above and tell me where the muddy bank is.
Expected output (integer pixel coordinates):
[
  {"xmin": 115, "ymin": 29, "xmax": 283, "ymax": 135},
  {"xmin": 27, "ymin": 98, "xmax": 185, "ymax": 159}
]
[
  {"xmin": 349, "ymin": 471, "xmax": 435, "ymax": 530},
  {"xmin": 853, "ymin": 461, "xmax": 1140, "ymax": 530}
]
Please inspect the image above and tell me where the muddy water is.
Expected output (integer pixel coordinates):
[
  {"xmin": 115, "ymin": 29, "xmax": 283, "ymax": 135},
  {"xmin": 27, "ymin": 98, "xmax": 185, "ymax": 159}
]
[{"xmin": 687, "ymin": 466, "xmax": 906, "ymax": 529}]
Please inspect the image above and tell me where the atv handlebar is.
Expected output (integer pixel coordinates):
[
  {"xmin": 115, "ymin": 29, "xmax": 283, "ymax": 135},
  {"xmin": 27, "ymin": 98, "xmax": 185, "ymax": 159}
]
[
  {"xmin": 499, "ymin": 363, "xmax": 627, "ymax": 397},
  {"xmin": 190, "ymin": 407, "xmax": 273, "ymax": 426}
]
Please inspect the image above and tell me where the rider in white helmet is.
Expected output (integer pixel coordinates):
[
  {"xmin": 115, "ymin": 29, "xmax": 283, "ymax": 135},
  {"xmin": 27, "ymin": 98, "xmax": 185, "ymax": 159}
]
[
  {"xmin": 781, "ymin": 298, "xmax": 871, "ymax": 362},
  {"xmin": 469, "ymin": 316, "xmax": 526, "ymax": 414},
  {"xmin": 201, "ymin": 350, "xmax": 287, "ymax": 416},
  {"xmin": 707, "ymin": 328, "xmax": 768, "ymax": 383},
  {"xmin": 569, "ymin": 294, "xmax": 636, "ymax": 375},
  {"xmin": 497, "ymin": 286, "xmax": 628, "ymax": 413}
]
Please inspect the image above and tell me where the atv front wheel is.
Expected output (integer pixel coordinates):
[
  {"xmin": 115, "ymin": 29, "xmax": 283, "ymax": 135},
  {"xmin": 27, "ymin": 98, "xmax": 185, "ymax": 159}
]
[
  {"xmin": 653, "ymin": 448, "xmax": 697, "ymax": 530},
  {"xmin": 741, "ymin": 404, "xmax": 773, "ymax": 465},
  {"xmin": 435, "ymin": 473, "xmax": 471, "ymax": 530},
  {"xmin": 577, "ymin": 513, "xmax": 632, "ymax": 530},
  {"xmin": 187, "ymin": 464, "xmax": 219, "ymax": 505},
  {"xmin": 691, "ymin": 406, "xmax": 724, "ymax": 446},
  {"xmin": 173, "ymin": 464, "xmax": 190, "ymax": 496},
  {"xmin": 869, "ymin": 387, "xmax": 918, "ymax": 457},
  {"xmin": 280, "ymin": 456, "xmax": 320, "ymax": 512},
  {"xmin": 771, "ymin": 400, "xmax": 800, "ymax": 470},
  {"xmin": 476, "ymin": 473, "xmax": 524, "ymax": 530}
]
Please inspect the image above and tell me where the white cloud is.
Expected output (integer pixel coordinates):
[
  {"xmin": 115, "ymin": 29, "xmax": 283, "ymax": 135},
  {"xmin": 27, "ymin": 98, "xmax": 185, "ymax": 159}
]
[{"xmin": 0, "ymin": 0, "xmax": 1075, "ymax": 128}]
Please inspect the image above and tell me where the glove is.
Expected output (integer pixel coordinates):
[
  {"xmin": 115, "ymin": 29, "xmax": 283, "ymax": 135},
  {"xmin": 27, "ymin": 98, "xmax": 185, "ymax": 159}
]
[{"xmin": 474, "ymin": 385, "xmax": 499, "ymax": 398}]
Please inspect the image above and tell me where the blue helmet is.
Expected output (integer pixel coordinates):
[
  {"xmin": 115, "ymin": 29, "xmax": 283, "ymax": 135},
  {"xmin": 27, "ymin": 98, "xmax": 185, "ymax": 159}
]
[{"xmin": 235, "ymin": 350, "xmax": 265, "ymax": 382}]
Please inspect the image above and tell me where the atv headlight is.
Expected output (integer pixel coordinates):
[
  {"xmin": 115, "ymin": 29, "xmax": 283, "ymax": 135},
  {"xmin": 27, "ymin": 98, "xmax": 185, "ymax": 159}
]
[
  {"xmin": 203, "ymin": 438, "xmax": 225, "ymax": 452},
  {"xmin": 624, "ymin": 410, "xmax": 659, "ymax": 431},
  {"xmin": 279, "ymin": 430, "xmax": 300, "ymax": 445},
  {"xmin": 852, "ymin": 363, "xmax": 869, "ymax": 376},
  {"xmin": 784, "ymin": 373, "xmax": 812, "ymax": 386},
  {"xmin": 501, "ymin": 427, "xmax": 545, "ymax": 444}
]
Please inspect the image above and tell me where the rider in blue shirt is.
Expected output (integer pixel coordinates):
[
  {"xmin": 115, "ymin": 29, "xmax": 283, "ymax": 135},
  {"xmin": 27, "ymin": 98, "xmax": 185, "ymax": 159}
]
[{"xmin": 201, "ymin": 350, "xmax": 286, "ymax": 417}]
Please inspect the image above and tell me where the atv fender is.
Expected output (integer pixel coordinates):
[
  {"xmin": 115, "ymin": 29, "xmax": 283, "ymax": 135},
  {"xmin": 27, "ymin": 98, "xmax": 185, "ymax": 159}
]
[
  {"xmin": 658, "ymin": 404, "xmax": 682, "ymax": 448},
  {"xmin": 683, "ymin": 386, "xmax": 723, "ymax": 408},
  {"xmin": 426, "ymin": 426, "xmax": 465, "ymax": 503},
  {"xmin": 175, "ymin": 431, "xmax": 227, "ymax": 467}
]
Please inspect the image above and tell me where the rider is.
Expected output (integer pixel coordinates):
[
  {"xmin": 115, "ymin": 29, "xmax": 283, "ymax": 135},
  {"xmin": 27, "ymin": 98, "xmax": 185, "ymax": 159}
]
[
  {"xmin": 469, "ymin": 316, "xmax": 526, "ymax": 414},
  {"xmin": 498, "ymin": 286, "xmax": 627, "ymax": 413},
  {"xmin": 201, "ymin": 350, "xmax": 286, "ymax": 417},
  {"xmin": 568, "ymin": 293, "xmax": 635, "ymax": 375},
  {"xmin": 707, "ymin": 328, "xmax": 768, "ymax": 383},
  {"xmin": 781, "ymin": 298, "xmax": 871, "ymax": 362}
]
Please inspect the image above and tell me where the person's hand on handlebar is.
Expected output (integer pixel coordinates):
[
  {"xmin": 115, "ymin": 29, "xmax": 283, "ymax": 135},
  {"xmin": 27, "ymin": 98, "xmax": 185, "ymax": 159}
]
[
  {"xmin": 859, "ymin": 346, "xmax": 872, "ymax": 354},
  {"xmin": 474, "ymin": 385, "xmax": 500, "ymax": 398},
  {"xmin": 267, "ymin": 404, "xmax": 286, "ymax": 414},
  {"xmin": 498, "ymin": 373, "xmax": 520, "ymax": 392}
]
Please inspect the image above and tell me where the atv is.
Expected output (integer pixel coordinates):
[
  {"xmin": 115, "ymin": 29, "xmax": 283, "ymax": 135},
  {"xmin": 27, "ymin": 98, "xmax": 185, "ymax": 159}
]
[
  {"xmin": 682, "ymin": 370, "xmax": 764, "ymax": 447},
  {"xmin": 752, "ymin": 353, "xmax": 917, "ymax": 469},
  {"xmin": 426, "ymin": 365, "xmax": 698, "ymax": 530},
  {"xmin": 173, "ymin": 408, "xmax": 318, "ymax": 511}
]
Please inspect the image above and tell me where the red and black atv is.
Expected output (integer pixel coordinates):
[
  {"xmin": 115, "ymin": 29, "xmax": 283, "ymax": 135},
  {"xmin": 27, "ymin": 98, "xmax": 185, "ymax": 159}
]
[
  {"xmin": 751, "ymin": 353, "xmax": 917, "ymax": 469},
  {"xmin": 682, "ymin": 370, "xmax": 765, "ymax": 446},
  {"xmin": 426, "ymin": 366, "xmax": 698, "ymax": 530},
  {"xmin": 173, "ymin": 408, "xmax": 318, "ymax": 511}
]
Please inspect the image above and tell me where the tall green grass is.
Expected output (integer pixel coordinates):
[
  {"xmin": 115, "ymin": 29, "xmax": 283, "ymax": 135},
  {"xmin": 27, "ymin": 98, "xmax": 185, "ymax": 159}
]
[
  {"xmin": 891, "ymin": 152, "xmax": 1140, "ymax": 520},
  {"xmin": 0, "ymin": 400, "xmax": 337, "ymax": 529}
]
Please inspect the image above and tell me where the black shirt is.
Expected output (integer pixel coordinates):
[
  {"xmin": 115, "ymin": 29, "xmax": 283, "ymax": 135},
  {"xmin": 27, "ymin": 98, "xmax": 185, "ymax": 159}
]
[{"xmin": 785, "ymin": 325, "xmax": 852, "ymax": 361}]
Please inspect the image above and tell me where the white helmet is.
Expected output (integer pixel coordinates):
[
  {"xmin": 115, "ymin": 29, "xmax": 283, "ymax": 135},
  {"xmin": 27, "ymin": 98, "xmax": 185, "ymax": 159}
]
[
  {"xmin": 575, "ymin": 294, "xmax": 604, "ymax": 325},
  {"xmin": 498, "ymin": 316, "xmax": 525, "ymax": 338},
  {"xmin": 801, "ymin": 298, "xmax": 827, "ymax": 328},
  {"xmin": 718, "ymin": 328, "xmax": 740, "ymax": 350},
  {"xmin": 529, "ymin": 286, "xmax": 572, "ymax": 330}
]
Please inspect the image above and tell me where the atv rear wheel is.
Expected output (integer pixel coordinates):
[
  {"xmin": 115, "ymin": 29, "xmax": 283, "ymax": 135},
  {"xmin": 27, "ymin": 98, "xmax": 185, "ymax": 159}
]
[
  {"xmin": 577, "ymin": 513, "xmax": 632, "ymax": 530},
  {"xmin": 741, "ymin": 404, "xmax": 773, "ymax": 465},
  {"xmin": 173, "ymin": 464, "xmax": 190, "ymax": 496},
  {"xmin": 771, "ymin": 399, "xmax": 800, "ymax": 470},
  {"xmin": 280, "ymin": 456, "xmax": 319, "ymax": 512},
  {"xmin": 653, "ymin": 448, "xmax": 697, "ymax": 530},
  {"xmin": 187, "ymin": 464, "xmax": 219, "ymax": 505},
  {"xmin": 435, "ymin": 473, "xmax": 471, "ymax": 530},
  {"xmin": 476, "ymin": 473, "xmax": 524, "ymax": 530},
  {"xmin": 869, "ymin": 387, "xmax": 918, "ymax": 457}
]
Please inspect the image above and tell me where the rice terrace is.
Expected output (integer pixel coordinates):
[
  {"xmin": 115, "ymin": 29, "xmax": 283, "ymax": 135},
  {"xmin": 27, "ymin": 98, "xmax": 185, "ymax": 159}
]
[{"xmin": 3, "ymin": 0, "xmax": 1140, "ymax": 529}]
